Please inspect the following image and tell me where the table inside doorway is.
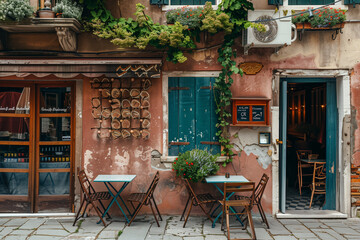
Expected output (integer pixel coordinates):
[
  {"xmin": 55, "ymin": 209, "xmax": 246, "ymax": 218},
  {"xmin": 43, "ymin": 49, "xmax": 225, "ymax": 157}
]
[
  {"xmin": 205, "ymin": 175, "xmax": 249, "ymax": 228},
  {"xmin": 94, "ymin": 174, "xmax": 136, "ymax": 224}
]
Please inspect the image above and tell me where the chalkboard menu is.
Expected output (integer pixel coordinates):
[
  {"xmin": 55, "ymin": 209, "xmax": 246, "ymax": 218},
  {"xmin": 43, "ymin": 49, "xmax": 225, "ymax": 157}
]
[
  {"xmin": 232, "ymin": 98, "xmax": 270, "ymax": 126},
  {"xmin": 252, "ymin": 106, "xmax": 265, "ymax": 122},
  {"xmin": 237, "ymin": 106, "xmax": 249, "ymax": 122}
]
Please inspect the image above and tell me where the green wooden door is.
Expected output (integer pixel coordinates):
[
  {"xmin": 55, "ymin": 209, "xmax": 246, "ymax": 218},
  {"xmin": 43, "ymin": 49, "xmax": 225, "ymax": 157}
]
[
  {"xmin": 323, "ymin": 80, "xmax": 337, "ymax": 210},
  {"xmin": 279, "ymin": 80, "xmax": 287, "ymax": 213},
  {"xmin": 168, "ymin": 77, "xmax": 219, "ymax": 156}
]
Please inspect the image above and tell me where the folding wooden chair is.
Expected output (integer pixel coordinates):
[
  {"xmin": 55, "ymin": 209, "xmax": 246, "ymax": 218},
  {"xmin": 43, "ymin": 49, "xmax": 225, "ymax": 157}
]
[
  {"xmin": 236, "ymin": 173, "xmax": 270, "ymax": 229},
  {"xmin": 220, "ymin": 182, "xmax": 256, "ymax": 240},
  {"xmin": 309, "ymin": 162, "xmax": 326, "ymax": 208},
  {"xmin": 180, "ymin": 179, "xmax": 217, "ymax": 228},
  {"xmin": 73, "ymin": 169, "xmax": 111, "ymax": 227},
  {"xmin": 297, "ymin": 150, "xmax": 313, "ymax": 195},
  {"xmin": 127, "ymin": 171, "xmax": 162, "ymax": 227}
]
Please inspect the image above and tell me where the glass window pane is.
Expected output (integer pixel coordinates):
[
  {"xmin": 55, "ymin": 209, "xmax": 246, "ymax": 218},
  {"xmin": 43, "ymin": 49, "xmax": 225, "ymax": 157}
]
[
  {"xmin": 0, "ymin": 117, "xmax": 29, "ymax": 141},
  {"xmin": 0, "ymin": 172, "xmax": 28, "ymax": 195},
  {"xmin": 0, "ymin": 145, "xmax": 29, "ymax": 166},
  {"xmin": 0, "ymin": 87, "xmax": 30, "ymax": 114},
  {"xmin": 40, "ymin": 117, "xmax": 71, "ymax": 141},
  {"xmin": 40, "ymin": 87, "xmax": 71, "ymax": 114},
  {"xmin": 39, "ymin": 145, "xmax": 70, "ymax": 168},
  {"xmin": 39, "ymin": 172, "xmax": 69, "ymax": 195}
]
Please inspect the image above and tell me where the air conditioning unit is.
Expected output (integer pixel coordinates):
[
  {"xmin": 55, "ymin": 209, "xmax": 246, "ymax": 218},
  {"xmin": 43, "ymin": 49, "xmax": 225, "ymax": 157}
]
[{"xmin": 242, "ymin": 10, "xmax": 296, "ymax": 55}]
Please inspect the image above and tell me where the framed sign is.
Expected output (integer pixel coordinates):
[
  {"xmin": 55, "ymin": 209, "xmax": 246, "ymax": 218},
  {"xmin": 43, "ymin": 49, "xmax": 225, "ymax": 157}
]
[{"xmin": 232, "ymin": 98, "xmax": 270, "ymax": 126}]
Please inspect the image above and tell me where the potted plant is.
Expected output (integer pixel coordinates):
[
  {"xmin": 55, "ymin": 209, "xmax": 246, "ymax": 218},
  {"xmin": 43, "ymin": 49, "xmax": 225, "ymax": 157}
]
[
  {"xmin": 0, "ymin": 0, "xmax": 33, "ymax": 22},
  {"xmin": 292, "ymin": 7, "xmax": 346, "ymax": 29},
  {"xmin": 172, "ymin": 149, "xmax": 219, "ymax": 182},
  {"xmin": 52, "ymin": 0, "xmax": 83, "ymax": 20}
]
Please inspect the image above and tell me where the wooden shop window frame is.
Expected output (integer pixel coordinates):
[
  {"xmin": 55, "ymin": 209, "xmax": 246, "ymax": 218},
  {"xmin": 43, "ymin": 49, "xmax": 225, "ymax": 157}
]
[{"xmin": 231, "ymin": 97, "xmax": 270, "ymax": 126}]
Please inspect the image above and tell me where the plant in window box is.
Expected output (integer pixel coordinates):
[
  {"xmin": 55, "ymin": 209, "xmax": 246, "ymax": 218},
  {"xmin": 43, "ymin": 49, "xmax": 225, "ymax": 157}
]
[
  {"xmin": 165, "ymin": 6, "xmax": 205, "ymax": 29},
  {"xmin": 292, "ymin": 7, "xmax": 346, "ymax": 29},
  {"xmin": 52, "ymin": 0, "xmax": 83, "ymax": 20},
  {"xmin": 0, "ymin": 0, "xmax": 33, "ymax": 22},
  {"xmin": 172, "ymin": 149, "xmax": 219, "ymax": 183}
]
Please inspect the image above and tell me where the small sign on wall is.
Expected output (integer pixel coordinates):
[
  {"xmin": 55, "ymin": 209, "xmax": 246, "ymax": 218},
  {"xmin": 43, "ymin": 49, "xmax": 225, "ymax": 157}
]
[{"xmin": 232, "ymin": 98, "xmax": 270, "ymax": 126}]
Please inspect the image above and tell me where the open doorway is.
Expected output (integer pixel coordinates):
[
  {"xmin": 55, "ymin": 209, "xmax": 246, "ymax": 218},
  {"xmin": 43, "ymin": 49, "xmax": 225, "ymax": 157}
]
[{"xmin": 285, "ymin": 82, "xmax": 327, "ymax": 210}]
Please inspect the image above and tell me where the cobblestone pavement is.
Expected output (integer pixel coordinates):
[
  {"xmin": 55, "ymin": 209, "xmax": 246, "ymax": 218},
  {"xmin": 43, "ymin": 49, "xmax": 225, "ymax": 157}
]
[{"xmin": 1, "ymin": 215, "xmax": 360, "ymax": 240}]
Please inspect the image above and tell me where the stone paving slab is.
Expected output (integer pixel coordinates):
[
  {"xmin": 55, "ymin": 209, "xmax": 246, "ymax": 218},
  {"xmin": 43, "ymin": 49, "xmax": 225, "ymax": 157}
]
[{"xmin": 0, "ymin": 215, "xmax": 360, "ymax": 239}]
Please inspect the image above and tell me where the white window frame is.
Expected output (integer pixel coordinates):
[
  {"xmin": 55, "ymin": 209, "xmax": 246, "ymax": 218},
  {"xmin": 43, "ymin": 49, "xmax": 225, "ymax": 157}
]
[
  {"xmin": 161, "ymin": 71, "xmax": 227, "ymax": 162},
  {"xmin": 162, "ymin": 0, "xmax": 220, "ymax": 11},
  {"xmin": 279, "ymin": 0, "xmax": 348, "ymax": 11}
]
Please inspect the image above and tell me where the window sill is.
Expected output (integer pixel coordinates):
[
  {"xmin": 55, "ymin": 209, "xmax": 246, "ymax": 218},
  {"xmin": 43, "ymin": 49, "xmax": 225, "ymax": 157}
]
[{"xmin": 160, "ymin": 155, "xmax": 228, "ymax": 163}]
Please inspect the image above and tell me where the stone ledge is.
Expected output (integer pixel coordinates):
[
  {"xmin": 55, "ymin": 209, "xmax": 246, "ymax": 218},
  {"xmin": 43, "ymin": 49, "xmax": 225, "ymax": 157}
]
[{"xmin": 160, "ymin": 155, "xmax": 228, "ymax": 163}]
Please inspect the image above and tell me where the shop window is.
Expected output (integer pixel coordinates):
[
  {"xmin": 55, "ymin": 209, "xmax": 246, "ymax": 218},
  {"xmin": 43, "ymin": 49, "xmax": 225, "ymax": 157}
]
[{"xmin": 168, "ymin": 77, "xmax": 220, "ymax": 156}]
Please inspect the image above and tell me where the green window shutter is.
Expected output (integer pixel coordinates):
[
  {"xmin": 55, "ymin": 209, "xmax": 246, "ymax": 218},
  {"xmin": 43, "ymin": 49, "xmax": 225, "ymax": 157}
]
[
  {"xmin": 168, "ymin": 78, "xmax": 180, "ymax": 156},
  {"xmin": 344, "ymin": 0, "xmax": 360, "ymax": 5},
  {"xmin": 168, "ymin": 77, "xmax": 196, "ymax": 155},
  {"xmin": 268, "ymin": 0, "xmax": 283, "ymax": 5},
  {"xmin": 150, "ymin": 0, "xmax": 169, "ymax": 5},
  {"xmin": 288, "ymin": 0, "xmax": 332, "ymax": 5},
  {"xmin": 195, "ymin": 77, "xmax": 220, "ymax": 154},
  {"xmin": 171, "ymin": 0, "xmax": 215, "ymax": 5},
  {"xmin": 169, "ymin": 77, "xmax": 219, "ymax": 156}
]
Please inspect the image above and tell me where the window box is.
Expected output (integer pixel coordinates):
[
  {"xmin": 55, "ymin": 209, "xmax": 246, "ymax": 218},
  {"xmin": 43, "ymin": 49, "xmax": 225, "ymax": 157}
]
[{"xmin": 295, "ymin": 22, "xmax": 345, "ymax": 30}]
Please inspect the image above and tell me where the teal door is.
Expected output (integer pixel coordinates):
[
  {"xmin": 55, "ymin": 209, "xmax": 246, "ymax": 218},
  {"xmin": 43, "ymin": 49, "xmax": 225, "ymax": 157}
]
[
  {"xmin": 168, "ymin": 77, "xmax": 220, "ymax": 156},
  {"xmin": 280, "ymin": 78, "xmax": 337, "ymax": 211}
]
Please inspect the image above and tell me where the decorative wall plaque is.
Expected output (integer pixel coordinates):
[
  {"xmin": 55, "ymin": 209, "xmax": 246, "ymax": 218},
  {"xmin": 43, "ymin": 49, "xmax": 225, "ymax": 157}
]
[{"xmin": 239, "ymin": 62, "xmax": 263, "ymax": 75}]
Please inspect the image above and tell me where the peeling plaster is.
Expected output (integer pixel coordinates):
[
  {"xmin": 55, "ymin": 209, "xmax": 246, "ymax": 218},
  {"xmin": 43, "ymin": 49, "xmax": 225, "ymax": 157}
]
[
  {"xmin": 114, "ymin": 149, "xmax": 130, "ymax": 168},
  {"xmin": 134, "ymin": 146, "xmax": 152, "ymax": 161},
  {"xmin": 84, "ymin": 150, "xmax": 94, "ymax": 179},
  {"xmin": 231, "ymin": 127, "xmax": 272, "ymax": 170}
]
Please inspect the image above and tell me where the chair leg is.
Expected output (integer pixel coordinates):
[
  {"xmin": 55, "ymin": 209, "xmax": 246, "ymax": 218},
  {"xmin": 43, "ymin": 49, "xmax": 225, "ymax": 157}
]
[
  {"xmin": 98, "ymin": 199, "xmax": 111, "ymax": 219},
  {"xmin": 183, "ymin": 199, "xmax": 194, "ymax": 228},
  {"xmin": 309, "ymin": 186, "xmax": 315, "ymax": 209},
  {"xmin": 149, "ymin": 201, "xmax": 160, "ymax": 227},
  {"xmin": 246, "ymin": 207, "xmax": 256, "ymax": 240},
  {"xmin": 73, "ymin": 198, "xmax": 86, "ymax": 226},
  {"xmin": 221, "ymin": 204, "xmax": 225, "ymax": 231},
  {"xmin": 198, "ymin": 202, "xmax": 214, "ymax": 224},
  {"xmin": 128, "ymin": 201, "xmax": 145, "ymax": 227},
  {"xmin": 298, "ymin": 164, "xmax": 302, "ymax": 195},
  {"xmin": 180, "ymin": 196, "xmax": 190, "ymax": 221},
  {"xmin": 152, "ymin": 197, "xmax": 162, "ymax": 221},
  {"xmin": 90, "ymin": 201, "xmax": 107, "ymax": 227},
  {"xmin": 258, "ymin": 203, "xmax": 269, "ymax": 229},
  {"xmin": 226, "ymin": 206, "xmax": 231, "ymax": 240}
]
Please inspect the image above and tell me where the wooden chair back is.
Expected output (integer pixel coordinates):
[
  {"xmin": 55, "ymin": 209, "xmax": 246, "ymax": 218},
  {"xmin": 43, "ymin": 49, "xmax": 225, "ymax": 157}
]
[
  {"xmin": 313, "ymin": 162, "xmax": 326, "ymax": 187},
  {"xmin": 224, "ymin": 182, "xmax": 256, "ymax": 206},
  {"xmin": 144, "ymin": 171, "xmax": 160, "ymax": 205},
  {"xmin": 296, "ymin": 150, "xmax": 312, "ymax": 160},
  {"xmin": 184, "ymin": 179, "xmax": 201, "ymax": 204},
  {"xmin": 78, "ymin": 169, "xmax": 96, "ymax": 199},
  {"xmin": 254, "ymin": 174, "xmax": 269, "ymax": 203}
]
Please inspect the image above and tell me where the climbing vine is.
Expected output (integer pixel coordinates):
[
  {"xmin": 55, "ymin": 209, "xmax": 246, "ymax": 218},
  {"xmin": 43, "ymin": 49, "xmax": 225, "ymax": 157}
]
[{"xmin": 82, "ymin": 0, "xmax": 264, "ymax": 166}]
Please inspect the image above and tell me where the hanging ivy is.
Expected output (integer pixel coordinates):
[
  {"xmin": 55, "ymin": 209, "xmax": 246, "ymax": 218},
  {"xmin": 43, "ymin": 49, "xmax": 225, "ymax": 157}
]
[{"xmin": 82, "ymin": 0, "xmax": 264, "ymax": 166}]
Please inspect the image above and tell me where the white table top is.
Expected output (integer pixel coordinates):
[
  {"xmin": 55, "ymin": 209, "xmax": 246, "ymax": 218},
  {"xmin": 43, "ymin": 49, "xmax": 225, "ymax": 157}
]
[
  {"xmin": 94, "ymin": 174, "xmax": 136, "ymax": 182},
  {"xmin": 205, "ymin": 175, "xmax": 249, "ymax": 183}
]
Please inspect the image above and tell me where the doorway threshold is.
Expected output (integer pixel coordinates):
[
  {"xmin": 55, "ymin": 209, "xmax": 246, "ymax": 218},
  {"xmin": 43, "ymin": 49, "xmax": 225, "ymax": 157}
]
[
  {"xmin": 276, "ymin": 210, "xmax": 347, "ymax": 219},
  {"xmin": 0, "ymin": 213, "xmax": 75, "ymax": 218}
]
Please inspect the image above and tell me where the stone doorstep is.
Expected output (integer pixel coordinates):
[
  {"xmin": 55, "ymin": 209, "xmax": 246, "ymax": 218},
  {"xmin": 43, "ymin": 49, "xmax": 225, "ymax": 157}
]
[{"xmin": 276, "ymin": 210, "xmax": 348, "ymax": 219}]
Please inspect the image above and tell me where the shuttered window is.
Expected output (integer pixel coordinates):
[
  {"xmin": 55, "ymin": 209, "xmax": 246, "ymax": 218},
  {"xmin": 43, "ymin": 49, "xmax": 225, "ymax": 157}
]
[{"xmin": 168, "ymin": 77, "xmax": 220, "ymax": 156}]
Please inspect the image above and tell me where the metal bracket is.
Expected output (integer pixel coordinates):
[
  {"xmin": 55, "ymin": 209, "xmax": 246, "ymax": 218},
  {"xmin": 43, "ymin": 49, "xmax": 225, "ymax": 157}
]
[{"xmin": 332, "ymin": 27, "xmax": 343, "ymax": 40}]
